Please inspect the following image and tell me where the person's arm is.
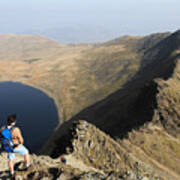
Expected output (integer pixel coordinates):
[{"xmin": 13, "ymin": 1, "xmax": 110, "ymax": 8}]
[
  {"xmin": 0, "ymin": 126, "xmax": 5, "ymax": 132},
  {"xmin": 14, "ymin": 127, "xmax": 24, "ymax": 144}
]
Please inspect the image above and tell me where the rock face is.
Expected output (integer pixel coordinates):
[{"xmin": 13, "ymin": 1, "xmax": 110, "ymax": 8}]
[
  {"xmin": 41, "ymin": 120, "xmax": 178, "ymax": 180},
  {"xmin": 50, "ymin": 120, "xmax": 127, "ymax": 171},
  {"xmin": 0, "ymin": 121, "xmax": 162, "ymax": 180}
]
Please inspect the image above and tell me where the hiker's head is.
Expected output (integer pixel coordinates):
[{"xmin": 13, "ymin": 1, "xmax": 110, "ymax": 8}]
[{"xmin": 7, "ymin": 114, "xmax": 17, "ymax": 126}]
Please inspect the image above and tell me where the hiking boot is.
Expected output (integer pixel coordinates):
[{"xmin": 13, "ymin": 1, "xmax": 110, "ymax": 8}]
[
  {"xmin": 9, "ymin": 172, "xmax": 16, "ymax": 179},
  {"xmin": 24, "ymin": 164, "xmax": 33, "ymax": 171}
]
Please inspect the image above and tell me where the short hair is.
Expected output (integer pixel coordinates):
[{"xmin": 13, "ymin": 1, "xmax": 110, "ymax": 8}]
[{"xmin": 7, "ymin": 114, "xmax": 17, "ymax": 125}]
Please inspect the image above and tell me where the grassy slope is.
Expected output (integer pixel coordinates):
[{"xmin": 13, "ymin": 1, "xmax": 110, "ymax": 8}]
[
  {"xmin": 0, "ymin": 33, "xmax": 170, "ymax": 121},
  {"xmin": 61, "ymin": 33, "xmax": 171, "ymax": 120}
]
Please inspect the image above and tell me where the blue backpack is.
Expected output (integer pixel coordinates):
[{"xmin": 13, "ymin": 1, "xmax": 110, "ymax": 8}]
[{"xmin": 0, "ymin": 127, "xmax": 14, "ymax": 152}]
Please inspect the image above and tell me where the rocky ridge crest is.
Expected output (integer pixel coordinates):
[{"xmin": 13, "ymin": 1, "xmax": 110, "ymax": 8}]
[{"xmin": 0, "ymin": 120, "xmax": 160, "ymax": 180}]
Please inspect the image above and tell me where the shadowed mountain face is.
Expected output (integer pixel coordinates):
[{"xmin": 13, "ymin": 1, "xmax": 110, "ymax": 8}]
[
  {"xmin": 46, "ymin": 30, "xmax": 179, "ymax": 134},
  {"xmin": 69, "ymin": 30, "xmax": 180, "ymax": 137}
]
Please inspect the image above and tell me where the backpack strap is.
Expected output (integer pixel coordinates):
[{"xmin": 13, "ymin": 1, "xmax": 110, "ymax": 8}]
[{"xmin": 8, "ymin": 126, "xmax": 16, "ymax": 132}]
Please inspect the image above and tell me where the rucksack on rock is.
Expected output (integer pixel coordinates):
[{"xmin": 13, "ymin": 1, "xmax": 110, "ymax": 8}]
[{"xmin": 0, "ymin": 127, "xmax": 14, "ymax": 152}]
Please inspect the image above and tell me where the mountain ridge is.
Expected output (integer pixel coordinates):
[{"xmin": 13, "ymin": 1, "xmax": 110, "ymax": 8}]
[{"xmin": 0, "ymin": 30, "xmax": 180, "ymax": 179}]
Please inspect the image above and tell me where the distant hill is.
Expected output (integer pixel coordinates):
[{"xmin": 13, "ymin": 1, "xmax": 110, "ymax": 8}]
[
  {"xmin": 0, "ymin": 34, "xmax": 67, "ymax": 61},
  {"xmin": 20, "ymin": 26, "xmax": 122, "ymax": 43}
]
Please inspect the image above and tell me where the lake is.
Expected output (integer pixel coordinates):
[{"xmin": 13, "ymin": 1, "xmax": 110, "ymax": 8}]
[{"xmin": 0, "ymin": 82, "xmax": 59, "ymax": 152}]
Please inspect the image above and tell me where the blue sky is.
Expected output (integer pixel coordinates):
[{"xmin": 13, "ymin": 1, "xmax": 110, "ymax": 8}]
[{"xmin": 0, "ymin": 0, "xmax": 179, "ymax": 40}]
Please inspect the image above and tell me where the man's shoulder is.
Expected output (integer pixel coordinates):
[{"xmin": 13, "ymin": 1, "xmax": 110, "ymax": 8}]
[{"xmin": 12, "ymin": 126, "xmax": 21, "ymax": 132}]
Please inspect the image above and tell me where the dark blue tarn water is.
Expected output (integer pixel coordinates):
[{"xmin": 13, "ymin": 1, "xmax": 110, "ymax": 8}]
[{"xmin": 0, "ymin": 82, "xmax": 59, "ymax": 152}]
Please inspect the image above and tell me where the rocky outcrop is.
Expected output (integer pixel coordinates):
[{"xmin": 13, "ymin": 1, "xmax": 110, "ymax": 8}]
[
  {"xmin": 44, "ymin": 120, "xmax": 171, "ymax": 180},
  {"xmin": 0, "ymin": 121, "xmax": 162, "ymax": 180},
  {"xmin": 51, "ymin": 120, "xmax": 128, "ymax": 171}
]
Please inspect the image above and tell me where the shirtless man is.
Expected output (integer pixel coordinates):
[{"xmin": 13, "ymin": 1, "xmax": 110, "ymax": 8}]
[{"xmin": 1, "ymin": 114, "xmax": 31, "ymax": 177}]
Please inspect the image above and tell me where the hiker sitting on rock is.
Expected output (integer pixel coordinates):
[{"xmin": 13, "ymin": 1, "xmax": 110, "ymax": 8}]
[{"xmin": 0, "ymin": 114, "xmax": 31, "ymax": 177}]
